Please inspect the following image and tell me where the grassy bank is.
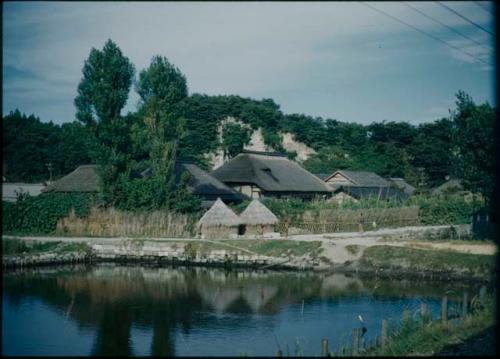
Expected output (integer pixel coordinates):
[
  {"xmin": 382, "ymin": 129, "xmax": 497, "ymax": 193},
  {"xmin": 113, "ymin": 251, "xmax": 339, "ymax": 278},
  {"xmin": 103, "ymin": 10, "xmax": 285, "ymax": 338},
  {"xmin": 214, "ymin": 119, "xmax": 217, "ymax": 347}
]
[
  {"xmin": 365, "ymin": 296, "xmax": 495, "ymax": 356},
  {"xmin": 358, "ymin": 245, "xmax": 496, "ymax": 279},
  {"xmin": 2, "ymin": 238, "xmax": 91, "ymax": 256}
]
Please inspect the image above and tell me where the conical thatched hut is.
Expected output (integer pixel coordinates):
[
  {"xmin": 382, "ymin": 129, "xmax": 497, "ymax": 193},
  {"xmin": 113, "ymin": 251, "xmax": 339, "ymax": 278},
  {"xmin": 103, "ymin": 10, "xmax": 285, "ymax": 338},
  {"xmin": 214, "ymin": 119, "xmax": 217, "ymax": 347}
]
[
  {"xmin": 197, "ymin": 198, "xmax": 241, "ymax": 239},
  {"xmin": 239, "ymin": 199, "xmax": 279, "ymax": 237}
]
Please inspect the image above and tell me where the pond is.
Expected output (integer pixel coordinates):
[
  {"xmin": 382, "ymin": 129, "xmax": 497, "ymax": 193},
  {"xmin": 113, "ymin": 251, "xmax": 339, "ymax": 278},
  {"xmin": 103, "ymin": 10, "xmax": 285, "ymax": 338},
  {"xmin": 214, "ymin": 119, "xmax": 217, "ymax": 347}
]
[{"xmin": 2, "ymin": 264, "xmax": 484, "ymax": 356}]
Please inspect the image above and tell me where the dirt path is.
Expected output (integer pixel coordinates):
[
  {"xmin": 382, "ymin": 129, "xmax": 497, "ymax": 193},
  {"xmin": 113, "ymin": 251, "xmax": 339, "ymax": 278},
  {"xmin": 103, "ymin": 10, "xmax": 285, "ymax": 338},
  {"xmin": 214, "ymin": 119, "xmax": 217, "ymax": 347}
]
[{"xmin": 288, "ymin": 227, "xmax": 497, "ymax": 265}]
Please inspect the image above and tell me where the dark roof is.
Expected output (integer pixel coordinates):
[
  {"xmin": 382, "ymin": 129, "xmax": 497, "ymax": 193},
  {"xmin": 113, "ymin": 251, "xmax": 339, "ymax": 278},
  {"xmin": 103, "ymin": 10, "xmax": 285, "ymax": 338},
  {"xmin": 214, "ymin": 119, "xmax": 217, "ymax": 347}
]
[
  {"xmin": 174, "ymin": 162, "xmax": 244, "ymax": 202},
  {"xmin": 326, "ymin": 170, "xmax": 390, "ymax": 187},
  {"xmin": 334, "ymin": 185, "xmax": 409, "ymax": 201},
  {"xmin": 43, "ymin": 165, "xmax": 99, "ymax": 192},
  {"xmin": 388, "ymin": 178, "xmax": 416, "ymax": 196},
  {"xmin": 212, "ymin": 152, "xmax": 332, "ymax": 193},
  {"xmin": 431, "ymin": 179, "xmax": 464, "ymax": 195},
  {"xmin": 313, "ymin": 173, "xmax": 331, "ymax": 181}
]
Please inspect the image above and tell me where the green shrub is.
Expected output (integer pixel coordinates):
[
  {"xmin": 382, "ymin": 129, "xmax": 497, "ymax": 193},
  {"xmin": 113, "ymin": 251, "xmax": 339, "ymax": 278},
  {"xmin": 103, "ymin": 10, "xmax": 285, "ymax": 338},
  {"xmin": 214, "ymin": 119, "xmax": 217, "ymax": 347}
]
[
  {"xmin": 2, "ymin": 193, "xmax": 99, "ymax": 235},
  {"xmin": 408, "ymin": 194, "xmax": 483, "ymax": 225}
]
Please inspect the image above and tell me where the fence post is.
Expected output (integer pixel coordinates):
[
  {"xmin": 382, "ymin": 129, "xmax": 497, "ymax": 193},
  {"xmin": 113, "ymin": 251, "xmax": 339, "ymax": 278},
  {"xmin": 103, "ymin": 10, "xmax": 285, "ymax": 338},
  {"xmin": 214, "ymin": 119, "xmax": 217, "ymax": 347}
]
[
  {"xmin": 462, "ymin": 292, "xmax": 469, "ymax": 319},
  {"xmin": 479, "ymin": 286, "xmax": 487, "ymax": 305},
  {"xmin": 402, "ymin": 309, "xmax": 411, "ymax": 324},
  {"xmin": 441, "ymin": 296, "xmax": 448, "ymax": 324},
  {"xmin": 420, "ymin": 302, "xmax": 429, "ymax": 324},
  {"xmin": 352, "ymin": 328, "xmax": 360, "ymax": 356},
  {"xmin": 321, "ymin": 338, "xmax": 329, "ymax": 357},
  {"xmin": 381, "ymin": 320, "xmax": 388, "ymax": 349}
]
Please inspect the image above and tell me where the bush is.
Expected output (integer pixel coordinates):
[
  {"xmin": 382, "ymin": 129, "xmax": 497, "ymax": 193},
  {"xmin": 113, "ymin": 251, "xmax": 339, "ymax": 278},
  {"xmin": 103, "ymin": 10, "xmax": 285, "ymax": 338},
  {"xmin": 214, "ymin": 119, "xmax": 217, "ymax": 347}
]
[
  {"xmin": 2, "ymin": 193, "xmax": 99, "ymax": 235},
  {"xmin": 408, "ymin": 194, "xmax": 483, "ymax": 225}
]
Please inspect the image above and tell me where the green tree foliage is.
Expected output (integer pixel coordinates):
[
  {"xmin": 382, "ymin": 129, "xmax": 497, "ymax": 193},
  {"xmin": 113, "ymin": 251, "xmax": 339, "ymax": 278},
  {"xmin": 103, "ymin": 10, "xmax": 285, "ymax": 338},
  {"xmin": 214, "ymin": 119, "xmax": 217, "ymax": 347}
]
[
  {"xmin": 221, "ymin": 123, "xmax": 252, "ymax": 158},
  {"xmin": 74, "ymin": 39, "xmax": 135, "ymax": 205},
  {"xmin": 2, "ymin": 110, "xmax": 94, "ymax": 182},
  {"xmin": 409, "ymin": 118, "xmax": 455, "ymax": 188},
  {"xmin": 74, "ymin": 39, "xmax": 135, "ymax": 132},
  {"xmin": 451, "ymin": 91, "xmax": 495, "ymax": 202}
]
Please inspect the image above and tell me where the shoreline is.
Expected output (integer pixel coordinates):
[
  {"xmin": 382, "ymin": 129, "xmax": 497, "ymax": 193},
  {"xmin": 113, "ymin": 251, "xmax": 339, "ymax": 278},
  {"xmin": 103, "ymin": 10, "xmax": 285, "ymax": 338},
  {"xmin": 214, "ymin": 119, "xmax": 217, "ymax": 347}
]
[
  {"xmin": 2, "ymin": 225, "xmax": 495, "ymax": 283},
  {"xmin": 2, "ymin": 249, "xmax": 494, "ymax": 283}
]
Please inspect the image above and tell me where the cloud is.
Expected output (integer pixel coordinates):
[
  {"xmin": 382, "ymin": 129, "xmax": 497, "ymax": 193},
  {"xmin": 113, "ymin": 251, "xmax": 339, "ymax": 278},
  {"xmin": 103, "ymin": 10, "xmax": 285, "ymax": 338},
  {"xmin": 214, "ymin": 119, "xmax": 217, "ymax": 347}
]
[{"xmin": 2, "ymin": 1, "xmax": 495, "ymax": 124}]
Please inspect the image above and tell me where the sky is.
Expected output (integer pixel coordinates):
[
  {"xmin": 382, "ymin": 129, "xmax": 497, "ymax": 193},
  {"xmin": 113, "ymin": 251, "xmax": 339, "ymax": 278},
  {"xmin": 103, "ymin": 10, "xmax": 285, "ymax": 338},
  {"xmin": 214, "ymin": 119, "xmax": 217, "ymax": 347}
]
[{"xmin": 2, "ymin": 1, "xmax": 496, "ymax": 125}]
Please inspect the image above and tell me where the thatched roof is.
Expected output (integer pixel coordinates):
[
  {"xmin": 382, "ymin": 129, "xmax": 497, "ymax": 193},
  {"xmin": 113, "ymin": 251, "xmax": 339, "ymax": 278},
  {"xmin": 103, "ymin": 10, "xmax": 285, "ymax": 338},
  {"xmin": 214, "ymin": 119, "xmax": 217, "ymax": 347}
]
[
  {"xmin": 239, "ymin": 199, "xmax": 279, "ymax": 225},
  {"xmin": 197, "ymin": 198, "xmax": 241, "ymax": 227},
  {"xmin": 211, "ymin": 151, "xmax": 331, "ymax": 193},
  {"xmin": 334, "ymin": 185, "xmax": 408, "ymax": 201},
  {"xmin": 137, "ymin": 162, "xmax": 245, "ymax": 203},
  {"xmin": 388, "ymin": 177, "xmax": 415, "ymax": 196},
  {"xmin": 174, "ymin": 162, "xmax": 244, "ymax": 202},
  {"xmin": 326, "ymin": 170, "xmax": 390, "ymax": 187},
  {"xmin": 431, "ymin": 179, "xmax": 463, "ymax": 195},
  {"xmin": 43, "ymin": 165, "xmax": 99, "ymax": 192}
]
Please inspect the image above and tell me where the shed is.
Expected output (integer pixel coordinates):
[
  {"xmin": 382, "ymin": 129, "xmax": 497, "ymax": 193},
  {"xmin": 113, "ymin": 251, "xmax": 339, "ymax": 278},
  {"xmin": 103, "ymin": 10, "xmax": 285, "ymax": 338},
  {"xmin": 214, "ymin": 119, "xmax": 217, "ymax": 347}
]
[
  {"xmin": 324, "ymin": 170, "xmax": 390, "ymax": 189},
  {"xmin": 197, "ymin": 198, "xmax": 241, "ymax": 239},
  {"xmin": 332, "ymin": 185, "xmax": 409, "ymax": 201},
  {"xmin": 239, "ymin": 199, "xmax": 279, "ymax": 237}
]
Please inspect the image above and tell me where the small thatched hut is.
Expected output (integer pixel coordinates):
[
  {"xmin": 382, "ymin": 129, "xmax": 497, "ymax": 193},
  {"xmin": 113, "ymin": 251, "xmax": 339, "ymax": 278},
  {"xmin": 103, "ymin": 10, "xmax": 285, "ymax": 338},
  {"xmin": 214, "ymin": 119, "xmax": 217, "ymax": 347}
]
[
  {"xmin": 239, "ymin": 199, "xmax": 279, "ymax": 237},
  {"xmin": 197, "ymin": 198, "xmax": 241, "ymax": 239}
]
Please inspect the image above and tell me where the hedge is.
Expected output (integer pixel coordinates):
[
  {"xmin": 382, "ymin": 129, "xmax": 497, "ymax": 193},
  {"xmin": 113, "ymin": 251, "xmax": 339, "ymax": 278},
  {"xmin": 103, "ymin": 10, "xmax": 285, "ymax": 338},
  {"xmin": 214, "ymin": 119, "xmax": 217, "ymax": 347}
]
[{"xmin": 2, "ymin": 193, "xmax": 99, "ymax": 235}]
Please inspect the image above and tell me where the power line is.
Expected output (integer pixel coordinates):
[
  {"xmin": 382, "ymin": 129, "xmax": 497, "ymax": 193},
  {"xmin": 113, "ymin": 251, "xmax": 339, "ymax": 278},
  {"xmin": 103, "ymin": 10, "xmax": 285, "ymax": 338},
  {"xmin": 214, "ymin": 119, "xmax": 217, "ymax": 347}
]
[
  {"xmin": 474, "ymin": 1, "xmax": 493, "ymax": 15},
  {"xmin": 437, "ymin": 2, "xmax": 493, "ymax": 36},
  {"xmin": 403, "ymin": 2, "xmax": 492, "ymax": 51},
  {"xmin": 359, "ymin": 2, "xmax": 492, "ymax": 66}
]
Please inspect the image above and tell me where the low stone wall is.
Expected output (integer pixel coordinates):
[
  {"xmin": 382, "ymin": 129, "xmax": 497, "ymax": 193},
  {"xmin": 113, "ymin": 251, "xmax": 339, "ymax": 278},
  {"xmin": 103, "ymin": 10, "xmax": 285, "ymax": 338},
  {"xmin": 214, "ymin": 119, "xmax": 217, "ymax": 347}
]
[
  {"xmin": 3, "ymin": 251, "xmax": 92, "ymax": 268},
  {"xmin": 90, "ymin": 240, "xmax": 279, "ymax": 268}
]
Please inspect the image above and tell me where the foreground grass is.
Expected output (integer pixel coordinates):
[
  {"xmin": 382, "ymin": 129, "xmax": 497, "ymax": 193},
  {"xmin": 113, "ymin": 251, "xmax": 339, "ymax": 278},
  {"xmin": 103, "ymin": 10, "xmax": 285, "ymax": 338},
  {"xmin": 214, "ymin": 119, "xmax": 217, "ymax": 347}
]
[
  {"xmin": 365, "ymin": 297, "xmax": 495, "ymax": 356},
  {"xmin": 180, "ymin": 240, "xmax": 322, "ymax": 258},
  {"xmin": 359, "ymin": 245, "xmax": 496, "ymax": 278},
  {"xmin": 2, "ymin": 238, "xmax": 91, "ymax": 256}
]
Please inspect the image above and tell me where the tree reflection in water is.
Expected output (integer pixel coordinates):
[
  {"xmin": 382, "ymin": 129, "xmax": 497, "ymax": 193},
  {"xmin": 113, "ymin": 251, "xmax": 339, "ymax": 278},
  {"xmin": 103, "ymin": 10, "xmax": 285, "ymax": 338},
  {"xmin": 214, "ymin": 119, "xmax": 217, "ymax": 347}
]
[{"xmin": 2, "ymin": 264, "xmax": 483, "ymax": 356}]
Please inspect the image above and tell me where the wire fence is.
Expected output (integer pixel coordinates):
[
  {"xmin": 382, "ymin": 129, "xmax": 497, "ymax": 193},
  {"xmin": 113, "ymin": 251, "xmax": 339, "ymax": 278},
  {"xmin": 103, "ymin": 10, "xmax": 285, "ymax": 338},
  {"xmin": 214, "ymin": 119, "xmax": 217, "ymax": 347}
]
[{"xmin": 298, "ymin": 286, "xmax": 490, "ymax": 357}]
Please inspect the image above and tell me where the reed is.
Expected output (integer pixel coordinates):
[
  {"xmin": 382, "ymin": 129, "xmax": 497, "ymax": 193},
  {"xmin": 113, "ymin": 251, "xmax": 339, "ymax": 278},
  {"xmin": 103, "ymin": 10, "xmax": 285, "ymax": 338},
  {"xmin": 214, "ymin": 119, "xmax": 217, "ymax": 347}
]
[{"xmin": 56, "ymin": 207, "xmax": 200, "ymax": 238}]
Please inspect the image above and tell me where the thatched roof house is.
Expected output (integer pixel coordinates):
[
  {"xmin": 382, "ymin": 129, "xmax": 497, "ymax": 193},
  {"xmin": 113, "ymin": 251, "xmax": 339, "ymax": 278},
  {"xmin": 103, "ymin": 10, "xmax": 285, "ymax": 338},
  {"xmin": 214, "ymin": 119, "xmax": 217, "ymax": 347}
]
[
  {"xmin": 197, "ymin": 198, "xmax": 241, "ymax": 239},
  {"xmin": 431, "ymin": 179, "xmax": 464, "ymax": 195},
  {"xmin": 44, "ymin": 163, "xmax": 243, "ymax": 207},
  {"xmin": 43, "ymin": 165, "xmax": 99, "ymax": 193},
  {"xmin": 211, "ymin": 151, "xmax": 331, "ymax": 200}
]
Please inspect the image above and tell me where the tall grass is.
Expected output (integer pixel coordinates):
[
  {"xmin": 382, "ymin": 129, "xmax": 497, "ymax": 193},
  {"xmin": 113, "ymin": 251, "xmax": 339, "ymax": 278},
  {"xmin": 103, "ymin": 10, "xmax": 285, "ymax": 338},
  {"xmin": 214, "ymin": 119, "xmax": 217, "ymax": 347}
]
[{"xmin": 56, "ymin": 207, "xmax": 200, "ymax": 238}]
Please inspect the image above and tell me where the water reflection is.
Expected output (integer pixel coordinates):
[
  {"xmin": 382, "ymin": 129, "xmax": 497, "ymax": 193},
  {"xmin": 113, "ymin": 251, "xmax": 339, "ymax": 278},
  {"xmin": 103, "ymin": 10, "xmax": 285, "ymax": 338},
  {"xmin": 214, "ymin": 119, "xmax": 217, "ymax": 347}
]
[{"xmin": 2, "ymin": 264, "xmax": 483, "ymax": 356}]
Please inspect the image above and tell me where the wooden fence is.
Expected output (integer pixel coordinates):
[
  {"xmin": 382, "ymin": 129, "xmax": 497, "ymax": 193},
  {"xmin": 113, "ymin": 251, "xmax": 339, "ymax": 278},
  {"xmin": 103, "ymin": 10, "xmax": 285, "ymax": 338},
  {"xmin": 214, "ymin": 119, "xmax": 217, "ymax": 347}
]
[{"xmin": 294, "ymin": 286, "xmax": 489, "ymax": 357}]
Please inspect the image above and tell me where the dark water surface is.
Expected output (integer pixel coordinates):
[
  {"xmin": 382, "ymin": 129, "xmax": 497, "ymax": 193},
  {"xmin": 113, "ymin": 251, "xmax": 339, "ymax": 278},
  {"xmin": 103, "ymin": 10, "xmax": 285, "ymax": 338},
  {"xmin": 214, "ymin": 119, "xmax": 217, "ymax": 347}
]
[{"xmin": 2, "ymin": 264, "xmax": 482, "ymax": 356}]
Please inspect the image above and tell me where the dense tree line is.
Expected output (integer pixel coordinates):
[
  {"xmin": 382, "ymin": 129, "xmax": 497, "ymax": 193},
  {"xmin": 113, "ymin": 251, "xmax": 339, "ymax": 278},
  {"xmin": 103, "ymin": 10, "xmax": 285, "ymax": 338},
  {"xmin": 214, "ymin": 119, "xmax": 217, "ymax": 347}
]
[
  {"xmin": 2, "ymin": 109, "xmax": 94, "ymax": 182},
  {"xmin": 2, "ymin": 39, "xmax": 496, "ymax": 209}
]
